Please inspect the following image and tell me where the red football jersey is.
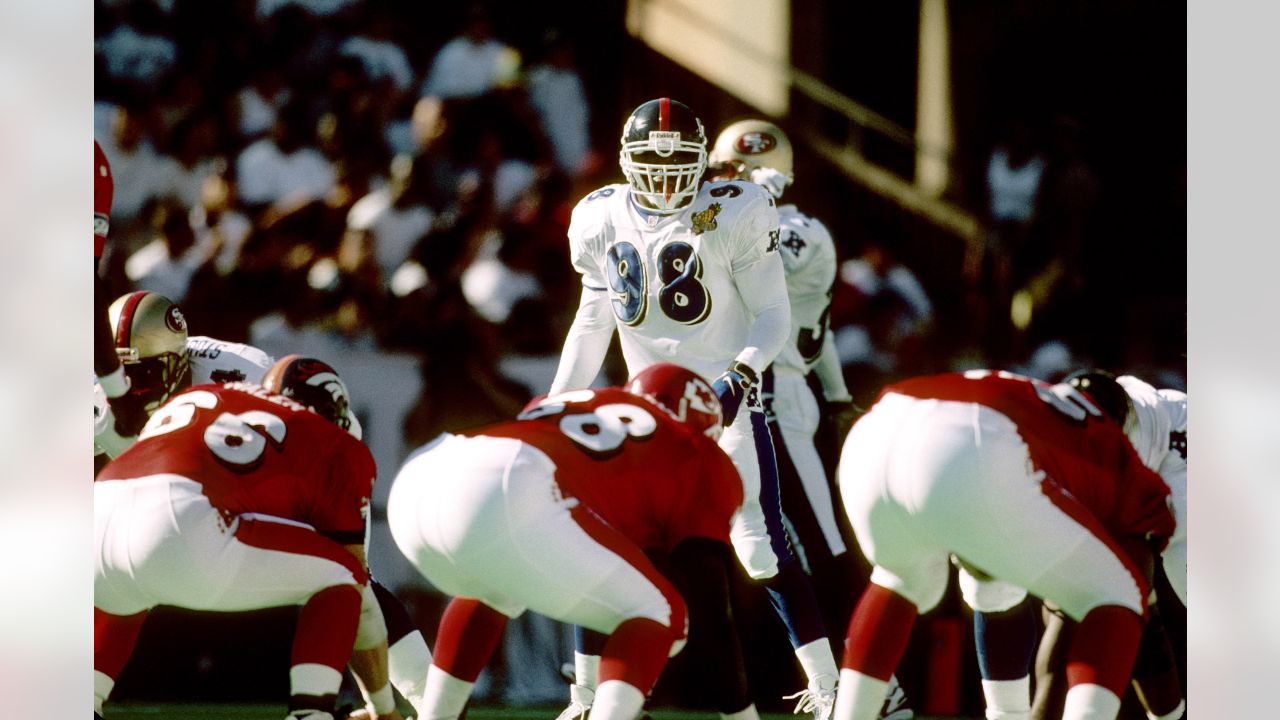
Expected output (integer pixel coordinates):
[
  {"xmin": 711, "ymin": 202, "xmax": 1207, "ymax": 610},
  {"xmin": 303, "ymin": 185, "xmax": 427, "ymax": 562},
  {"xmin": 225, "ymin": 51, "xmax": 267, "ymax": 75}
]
[
  {"xmin": 94, "ymin": 140, "xmax": 113, "ymax": 258},
  {"xmin": 882, "ymin": 370, "xmax": 1175, "ymax": 546},
  {"xmin": 465, "ymin": 387, "xmax": 743, "ymax": 553},
  {"xmin": 98, "ymin": 383, "xmax": 376, "ymax": 542}
]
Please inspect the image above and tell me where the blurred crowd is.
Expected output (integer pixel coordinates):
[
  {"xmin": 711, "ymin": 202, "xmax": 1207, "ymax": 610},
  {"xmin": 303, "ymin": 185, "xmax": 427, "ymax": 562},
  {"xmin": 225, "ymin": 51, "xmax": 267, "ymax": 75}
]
[
  {"xmin": 95, "ymin": 0, "xmax": 610, "ymax": 450},
  {"xmin": 94, "ymin": 0, "xmax": 1183, "ymax": 450}
]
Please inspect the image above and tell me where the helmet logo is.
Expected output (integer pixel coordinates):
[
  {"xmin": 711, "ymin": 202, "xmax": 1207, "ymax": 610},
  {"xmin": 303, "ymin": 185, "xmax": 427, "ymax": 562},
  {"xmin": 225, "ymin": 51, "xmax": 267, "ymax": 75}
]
[
  {"xmin": 683, "ymin": 378, "xmax": 717, "ymax": 416},
  {"xmin": 165, "ymin": 306, "xmax": 187, "ymax": 333},
  {"xmin": 736, "ymin": 131, "xmax": 776, "ymax": 155},
  {"xmin": 304, "ymin": 370, "xmax": 349, "ymax": 406}
]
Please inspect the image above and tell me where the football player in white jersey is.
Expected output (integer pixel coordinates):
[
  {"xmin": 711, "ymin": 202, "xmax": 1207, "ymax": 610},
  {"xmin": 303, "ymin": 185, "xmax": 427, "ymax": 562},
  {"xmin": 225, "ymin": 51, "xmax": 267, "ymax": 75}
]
[
  {"xmin": 961, "ymin": 371, "xmax": 1187, "ymax": 720},
  {"xmin": 708, "ymin": 120, "xmax": 912, "ymax": 720},
  {"xmin": 549, "ymin": 98, "xmax": 839, "ymax": 720},
  {"xmin": 90, "ymin": 290, "xmax": 432, "ymax": 718}
]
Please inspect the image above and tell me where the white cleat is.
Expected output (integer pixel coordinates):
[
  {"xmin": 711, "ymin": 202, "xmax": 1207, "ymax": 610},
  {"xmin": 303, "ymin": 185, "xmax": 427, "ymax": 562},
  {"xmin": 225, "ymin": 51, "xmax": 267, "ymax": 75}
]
[
  {"xmin": 783, "ymin": 673, "xmax": 837, "ymax": 720},
  {"xmin": 553, "ymin": 683, "xmax": 594, "ymax": 720},
  {"xmin": 879, "ymin": 675, "xmax": 914, "ymax": 720}
]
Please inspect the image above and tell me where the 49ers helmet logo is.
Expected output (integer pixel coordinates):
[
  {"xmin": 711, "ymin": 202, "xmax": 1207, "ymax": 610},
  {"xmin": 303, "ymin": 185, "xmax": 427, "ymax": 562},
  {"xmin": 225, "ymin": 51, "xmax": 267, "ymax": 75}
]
[
  {"xmin": 165, "ymin": 305, "xmax": 187, "ymax": 334},
  {"xmin": 735, "ymin": 131, "xmax": 777, "ymax": 155}
]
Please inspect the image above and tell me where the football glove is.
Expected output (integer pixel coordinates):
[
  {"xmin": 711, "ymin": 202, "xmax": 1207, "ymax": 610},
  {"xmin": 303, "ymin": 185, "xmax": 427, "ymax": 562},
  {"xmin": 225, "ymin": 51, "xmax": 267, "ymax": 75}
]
[
  {"xmin": 711, "ymin": 362, "xmax": 758, "ymax": 427},
  {"xmin": 824, "ymin": 397, "xmax": 859, "ymax": 449},
  {"xmin": 107, "ymin": 392, "xmax": 151, "ymax": 438}
]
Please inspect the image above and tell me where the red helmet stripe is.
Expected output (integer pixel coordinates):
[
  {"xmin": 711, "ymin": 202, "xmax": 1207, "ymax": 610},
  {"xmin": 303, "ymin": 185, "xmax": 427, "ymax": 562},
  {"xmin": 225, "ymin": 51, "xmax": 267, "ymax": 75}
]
[
  {"xmin": 659, "ymin": 98, "xmax": 670, "ymax": 131},
  {"xmin": 114, "ymin": 291, "xmax": 148, "ymax": 348}
]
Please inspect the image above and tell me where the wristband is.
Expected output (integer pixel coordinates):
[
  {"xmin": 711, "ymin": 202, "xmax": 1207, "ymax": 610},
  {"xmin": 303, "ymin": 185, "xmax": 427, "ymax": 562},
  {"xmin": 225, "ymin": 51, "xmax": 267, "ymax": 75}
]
[
  {"xmin": 728, "ymin": 361, "xmax": 759, "ymax": 388},
  {"xmin": 366, "ymin": 682, "xmax": 396, "ymax": 715},
  {"xmin": 98, "ymin": 365, "xmax": 130, "ymax": 398}
]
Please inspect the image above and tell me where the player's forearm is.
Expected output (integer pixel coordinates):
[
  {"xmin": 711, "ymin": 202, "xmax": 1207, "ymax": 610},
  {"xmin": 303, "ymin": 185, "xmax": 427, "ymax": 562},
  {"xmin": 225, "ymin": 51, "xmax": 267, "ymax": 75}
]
[
  {"xmin": 549, "ymin": 288, "xmax": 615, "ymax": 394},
  {"xmin": 732, "ymin": 257, "xmax": 790, "ymax": 374},
  {"xmin": 813, "ymin": 330, "xmax": 851, "ymax": 401}
]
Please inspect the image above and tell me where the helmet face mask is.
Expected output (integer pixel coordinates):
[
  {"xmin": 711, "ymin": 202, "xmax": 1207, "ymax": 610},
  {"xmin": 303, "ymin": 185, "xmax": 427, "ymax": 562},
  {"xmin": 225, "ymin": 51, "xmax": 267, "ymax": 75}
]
[
  {"xmin": 619, "ymin": 98, "xmax": 708, "ymax": 214},
  {"xmin": 625, "ymin": 362, "xmax": 723, "ymax": 441},
  {"xmin": 109, "ymin": 291, "xmax": 191, "ymax": 411}
]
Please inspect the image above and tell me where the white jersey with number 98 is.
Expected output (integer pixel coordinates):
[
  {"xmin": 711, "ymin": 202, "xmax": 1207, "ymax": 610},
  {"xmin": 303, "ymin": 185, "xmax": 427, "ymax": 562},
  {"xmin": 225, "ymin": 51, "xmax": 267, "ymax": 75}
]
[{"xmin": 567, "ymin": 179, "xmax": 782, "ymax": 382}]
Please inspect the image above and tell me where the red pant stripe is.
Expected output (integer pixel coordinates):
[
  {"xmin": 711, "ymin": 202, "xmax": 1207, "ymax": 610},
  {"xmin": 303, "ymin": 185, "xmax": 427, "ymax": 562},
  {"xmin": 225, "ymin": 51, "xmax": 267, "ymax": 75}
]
[
  {"xmin": 568, "ymin": 503, "xmax": 687, "ymax": 642},
  {"xmin": 1039, "ymin": 477, "xmax": 1150, "ymax": 616},
  {"xmin": 234, "ymin": 517, "xmax": 368, "ymax": 585}
]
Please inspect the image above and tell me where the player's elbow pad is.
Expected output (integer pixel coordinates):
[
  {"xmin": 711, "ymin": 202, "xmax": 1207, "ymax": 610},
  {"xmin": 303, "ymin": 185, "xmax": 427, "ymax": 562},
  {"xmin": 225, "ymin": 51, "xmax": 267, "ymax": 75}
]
[{"xmin": 353, "ymin": 582, "xmax": 389, "ymax": 650}]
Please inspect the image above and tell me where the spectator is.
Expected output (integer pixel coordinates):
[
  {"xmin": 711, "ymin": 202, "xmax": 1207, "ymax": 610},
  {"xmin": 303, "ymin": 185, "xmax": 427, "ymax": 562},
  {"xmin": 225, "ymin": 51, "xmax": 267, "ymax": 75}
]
[
  {"xmin": 524, "ymin": 31, "xmax": 598, "ymax": 178},
  {"xmin": 94, "ymin": 0, "xmax": 178, "ymax": 94},
  {"xmin": 235, "ymin": 101, "xmax": 337, "ymax": 210},
  {"xmin": 966, "ymin": 116, "xmax": 1045, "ymax": 365},
  {"xmin": 831, "ymin": 241, "xmax": 934, "ymax": 399},
  {"xmin": 347, "ymin": 154, "xmax": 438, "ymax": 284},
  {"xmin": 96, "ymin": 104, "xmax": 183, "ymax": 234},
  {"xmin": 418, "ymin": 5, "xmax": 521, "ymax": 101},
  {"xmin": 233, "ymin": 64, "xmax": 292, "ymax": 141},
  {"xmin": 124, "ymin": 197, "xmax": 214, "ymax": 304}
]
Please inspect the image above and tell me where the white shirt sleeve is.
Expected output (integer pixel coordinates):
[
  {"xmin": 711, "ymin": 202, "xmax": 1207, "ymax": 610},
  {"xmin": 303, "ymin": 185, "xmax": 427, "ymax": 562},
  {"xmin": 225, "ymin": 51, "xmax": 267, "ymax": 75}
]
[
  {"xmin": 732, "ymin": 253, "xmax": 791, "ymax": 375},
  {"xmin": 549, "ymin": 287, "xmax": 615, "ymax": 394}
]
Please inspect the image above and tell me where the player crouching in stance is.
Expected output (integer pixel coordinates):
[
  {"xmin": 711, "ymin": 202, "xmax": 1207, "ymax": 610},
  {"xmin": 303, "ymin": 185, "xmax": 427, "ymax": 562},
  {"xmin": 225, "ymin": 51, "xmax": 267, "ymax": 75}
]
[
  {"xmin": 387, "ymin": 364, "xmax": 745, "ymax": 720},
  {"xmin": 93, "ymin": 357, "xmax": 404, "ymax": 720},
  {"xmin": 831, "ymin": 370, "xmax": 1176, "ymax": 720}
]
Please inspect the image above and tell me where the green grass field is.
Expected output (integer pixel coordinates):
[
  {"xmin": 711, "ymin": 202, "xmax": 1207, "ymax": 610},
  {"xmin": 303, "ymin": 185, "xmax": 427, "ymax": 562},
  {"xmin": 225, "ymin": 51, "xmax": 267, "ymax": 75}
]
[{"xmin": 105, "ymin": 703, "xmax": 971, "ymax": 719}]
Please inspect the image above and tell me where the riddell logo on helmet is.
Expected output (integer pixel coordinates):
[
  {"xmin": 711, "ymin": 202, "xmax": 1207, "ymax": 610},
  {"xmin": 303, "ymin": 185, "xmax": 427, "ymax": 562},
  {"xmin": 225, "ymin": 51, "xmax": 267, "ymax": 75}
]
[
  {"xmin": 736, "ymin": 132, "xmax": 776, "ymax": 154},
  {"xmin": 165, "ymin": 306, "xmax": 187, "ymax": 333}
]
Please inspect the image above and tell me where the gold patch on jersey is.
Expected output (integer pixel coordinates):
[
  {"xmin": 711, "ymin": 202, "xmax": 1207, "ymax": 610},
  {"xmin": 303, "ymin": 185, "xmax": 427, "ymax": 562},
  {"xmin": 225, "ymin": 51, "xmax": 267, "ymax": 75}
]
[{"xmin": 691, "ymin": 203, "xmax": 722, "ymax": 234}]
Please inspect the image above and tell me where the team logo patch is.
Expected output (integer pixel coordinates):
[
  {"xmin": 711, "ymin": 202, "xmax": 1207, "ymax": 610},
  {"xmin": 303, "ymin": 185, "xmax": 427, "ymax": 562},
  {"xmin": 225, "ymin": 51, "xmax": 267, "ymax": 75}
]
[
  {"xmin": 165, "ymin": 305, "xmax": 187, "ymax": 333},
  {"xmin": 735, "ymin": 131, "xmax": 777, "ymax": 155},
  {"xmin": 94, "ymin": 212, "xmax": 109, "ymax": 238},
  {"xmin": 691, "ymin": 202, "xmax": 722, "ymax": 234}
]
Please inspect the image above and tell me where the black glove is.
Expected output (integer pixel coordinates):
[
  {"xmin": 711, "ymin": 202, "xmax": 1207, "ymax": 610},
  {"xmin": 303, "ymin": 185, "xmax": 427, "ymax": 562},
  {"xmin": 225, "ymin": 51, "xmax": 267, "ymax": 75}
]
[
  {"xmin": 824, "ymin": 397, "xmax": 859, "ymax": 450},
  {"xmin": 711, "ymin": 362, "xmax": 759, "ymax": 427},
  {"xmin": 108, "ymin": 392, "xmax": 151, "ymax": 438}
]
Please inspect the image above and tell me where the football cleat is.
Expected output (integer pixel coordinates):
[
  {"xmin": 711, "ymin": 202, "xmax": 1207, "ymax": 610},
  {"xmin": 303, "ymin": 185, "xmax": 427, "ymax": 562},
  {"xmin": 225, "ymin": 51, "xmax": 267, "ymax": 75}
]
[
  {"xmin": 784, "ymin": 673, "xmax": 837, "ymax": 720},
  {"xmin": 552, "ymin": 683, "xmax": 594, "ymax": 720},
  {"xmin": 879, "ymin": 674, "xmax": 914, "ymax": 720}
]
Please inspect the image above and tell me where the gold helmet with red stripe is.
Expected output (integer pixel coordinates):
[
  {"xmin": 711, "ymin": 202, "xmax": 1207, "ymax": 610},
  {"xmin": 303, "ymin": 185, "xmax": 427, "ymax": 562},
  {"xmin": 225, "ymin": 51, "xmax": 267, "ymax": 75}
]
[
  {"xmin": 708, "ymin": 119, "xmax": 794, "ymax": 198},
  {"xmin": 108, "ymin": 291, "xmax": 190, "ymax": 411}
]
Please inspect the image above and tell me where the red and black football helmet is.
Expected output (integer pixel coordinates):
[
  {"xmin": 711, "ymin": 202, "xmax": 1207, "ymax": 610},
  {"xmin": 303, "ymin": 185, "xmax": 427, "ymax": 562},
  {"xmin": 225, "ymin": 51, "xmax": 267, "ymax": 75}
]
[
  {"xmin": 1064, "ymin": 369, "xmax": 1132, "ymax": 428},
  {"xmin": 625, "ymin": 362, "xmax": 723, "ymax": 441},
  {"xmin": 261, "ymin": 354, "xmax": 362, "ymax": 439},
  {"xmin": 619, "ymin": 98, "xmax": 708, "ymax": 214}
]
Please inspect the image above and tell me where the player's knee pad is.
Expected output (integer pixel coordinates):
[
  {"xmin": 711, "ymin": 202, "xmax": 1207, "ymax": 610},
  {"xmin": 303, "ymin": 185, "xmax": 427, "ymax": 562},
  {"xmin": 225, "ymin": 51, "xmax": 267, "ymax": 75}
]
[
  {"xmin": 733, "ymin": 538, "xmax": 781, "ymax": 580},
  {"xmin": 958, "ymin": 568, "xmax": 1028, "ymax": 613},
  {"xmin": 871, "ymin": 563, "xmax": 947, "ymax": 614}
]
